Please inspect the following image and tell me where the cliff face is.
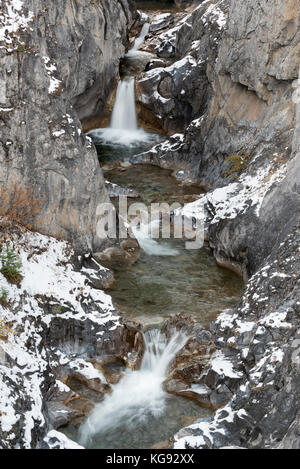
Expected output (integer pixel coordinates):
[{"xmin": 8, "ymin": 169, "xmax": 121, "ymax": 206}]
[
  {"xmin": 0, "ymin": 0, "xmax": 135, "ymax": 251},
  {"xmin": 202, "ymin": 0, "xmax": 300, "ymax": 274}
]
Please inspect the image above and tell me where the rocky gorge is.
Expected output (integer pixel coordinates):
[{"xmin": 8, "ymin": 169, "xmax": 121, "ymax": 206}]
[{"xmin": 0, "ymin": 0, "xmax": 299, "ymax": 451}]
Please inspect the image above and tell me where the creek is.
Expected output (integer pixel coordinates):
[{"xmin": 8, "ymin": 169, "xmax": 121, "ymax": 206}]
[{"xmin": 62, "ymin": 2, "xmax": 243, "ymax": 449}]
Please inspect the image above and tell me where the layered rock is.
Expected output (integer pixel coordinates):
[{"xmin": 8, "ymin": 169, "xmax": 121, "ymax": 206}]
[{"xmin": 0, "ymin": 0, "xmax": 135, "ymax": 252}]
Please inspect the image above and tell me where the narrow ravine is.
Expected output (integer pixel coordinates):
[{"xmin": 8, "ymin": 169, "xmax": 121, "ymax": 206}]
[
  {"xmin": 62, "ymin": 2, "xmax": 243, "ymax": 449},
  {"xmin": 1, "ymin": 0, "xmax": 299, "ymax": 452}
]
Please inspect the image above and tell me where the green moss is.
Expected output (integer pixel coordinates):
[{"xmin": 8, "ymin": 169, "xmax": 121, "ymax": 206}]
[{"xmin": 225, "ymin": 153, "xmax": 251, "ymax": 179}]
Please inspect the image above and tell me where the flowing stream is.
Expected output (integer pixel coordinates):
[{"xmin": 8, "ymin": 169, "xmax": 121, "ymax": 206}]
[{"xmin": 62, "ymin": 3, "xmax": 243, "ymax": 449}]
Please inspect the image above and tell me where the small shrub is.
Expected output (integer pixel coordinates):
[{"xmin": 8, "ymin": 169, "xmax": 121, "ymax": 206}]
[
  {"xmin": 0, "ymin": 182, "xmax": 44, "ymax": 229},
  {"xmin": 0, "ymin": 244, "xmax": 23, "ymax": 285},
  {"xmin": 0, "ymin": 288, "xmax": 9, "ymax": 307}
]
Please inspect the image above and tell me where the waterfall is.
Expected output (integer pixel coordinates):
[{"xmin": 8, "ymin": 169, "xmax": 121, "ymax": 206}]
[
  {"xmin": 127, "ymin": 22, "xmax": 150, "ymax": 55},
  {"xmin": 87, "ymin": 22, "xmax": 156, "ymax": 145},
  {"xmin": 109, "ymin": 22, "xmax": 151, "ymax": 132},
  {"xmin": 141, "ymin": 329, "xmax": 188, "ymax": 376},
  {"xmin": 79, "ymin": 329, "xmax": 188, "ymax": 447},
  {"xmin": 110, "ymin": 78, "xmax": 137, "ymax": 131},
  {"xmin": 86, "ymin": 21, "xmax": 161, "ymax": 147},
  {"xmin": 109, "ymin": 23, "xmax": 150, "ymax": 132}
]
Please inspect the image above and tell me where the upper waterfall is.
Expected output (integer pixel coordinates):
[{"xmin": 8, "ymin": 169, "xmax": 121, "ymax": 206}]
[
  {"xmin": 87, "ymin": 20, "xmax": 157, "ymax": 145},
  {"xmin": 109, "ymin": 22, "xmax": 151, "ymax": 131},
  {"xmin": 110, "ymin": 78, "xmax": 138, "ymax": 131},
  {"xmin": 127, "ymin": 22, "xmax": 150, "ymax": 55}
]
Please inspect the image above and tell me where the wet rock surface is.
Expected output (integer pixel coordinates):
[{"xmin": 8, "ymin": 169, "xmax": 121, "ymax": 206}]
[{"xmin": 93, "ymin": 239, "xmax": 141, "ymax": 270}]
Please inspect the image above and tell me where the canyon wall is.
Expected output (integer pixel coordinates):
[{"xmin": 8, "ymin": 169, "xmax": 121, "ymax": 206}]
[
  {"xmin": 135, "ymin": 0, "xmax": 300, "ymax": 275},
  {"xmin": 202, "ymin": 0, "xmax": 300, "ymax": 273},
  {"xmin": 0, "ymin": 0, "xmax": 135, "ymax": 252}
]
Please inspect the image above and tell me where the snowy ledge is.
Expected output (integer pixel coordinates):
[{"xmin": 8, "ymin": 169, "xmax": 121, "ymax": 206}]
[
  {"xmin": 177, "ymin": 150, "xmax": 288, "ymax": 227},
  {"xmin": 0, "ymin": 0, "xmax": 34, "ymax": 53},
  {"xmin": 0, "ymin": 223, "xmax": 120, "ymax": 448}
]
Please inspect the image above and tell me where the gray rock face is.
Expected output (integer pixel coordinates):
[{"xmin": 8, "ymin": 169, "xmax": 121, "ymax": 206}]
[
  {"xmin": 175, "ymin": 224, "xmax": 300, "ymax": 449},
  {"xmin": 205, "ymin": 0, "xmax": 300, "ymax": 274},
  {"xmin": 0, "ymin": 0, "xmax": 135, "ymax": 251},
  {"xmin": 210, "ymin": 150, "xmax": 300, "ymax": 276}
]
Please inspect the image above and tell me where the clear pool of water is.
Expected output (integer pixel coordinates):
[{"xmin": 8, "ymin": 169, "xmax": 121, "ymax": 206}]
[
  {"xmin": 103, "ymin": 163, "xmax": 243, "ymax": 327},
  {"xmin": 63, "ymin": 394, "xmax": 211, "ymax": 449}
]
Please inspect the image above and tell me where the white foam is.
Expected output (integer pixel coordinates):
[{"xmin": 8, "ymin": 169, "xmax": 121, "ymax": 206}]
[{"xmin": 88, "ymin": 127, "xmax": 158, "ymax": 147}]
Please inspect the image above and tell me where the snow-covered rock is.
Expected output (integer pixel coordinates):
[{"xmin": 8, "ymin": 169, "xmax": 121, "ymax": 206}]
[{"xmin": 0, "ymin": 223, "xmax": 142, "ymax": 448}]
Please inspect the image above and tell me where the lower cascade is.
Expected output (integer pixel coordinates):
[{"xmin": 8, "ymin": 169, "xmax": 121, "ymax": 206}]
[{"xmin": 79, "ymin": 330, "xmax": 188, "ymax": 447}]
